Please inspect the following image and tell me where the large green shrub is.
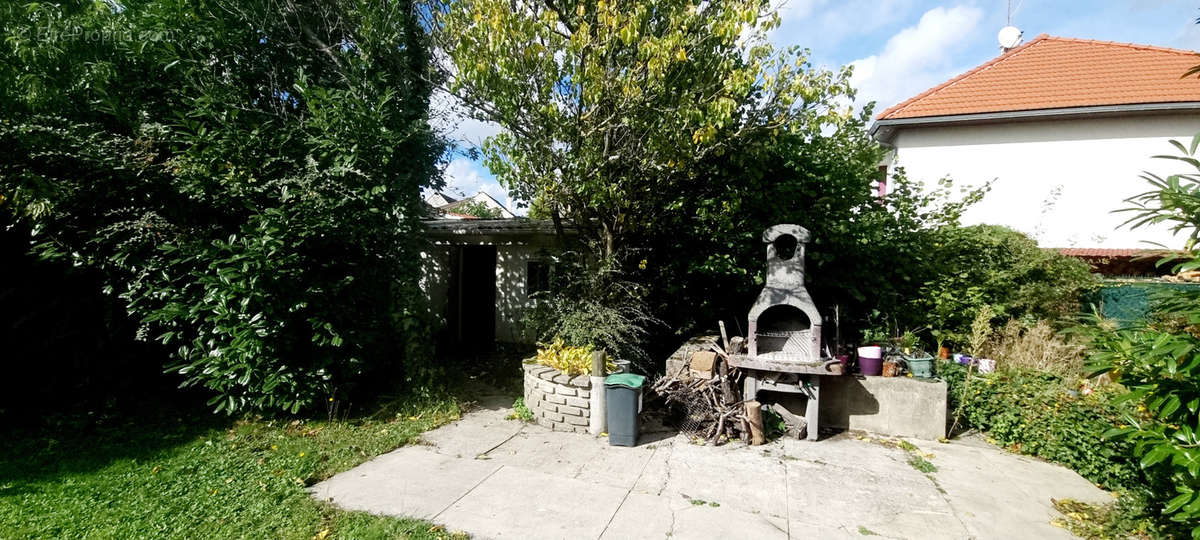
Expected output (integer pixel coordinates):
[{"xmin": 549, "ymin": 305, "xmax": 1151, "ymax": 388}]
[
  {"xmin": 524, "ymin": 255, "xmax": 660, "ymax": 369},
  {"xmin": 639, "ymin": 114, "xmax": 985, "ymax": 344},
  {"xmin": 1082, "ymin": 309, "xmax": 1200, "ymax": 535},
  {"xmin": 942, "ymin": 363, "xmax": 1142, "ymax": 490},
  {"xmin": 1081, "ymin": 135, "xmax": 1200, "ymax": 536},
  {"xmin": 0, "ymin": 1, "xmax": 443, "ymax": 413},
  {"xmin": 916, "ymin": 225, "xmax": 1099, "ymax": 347}
]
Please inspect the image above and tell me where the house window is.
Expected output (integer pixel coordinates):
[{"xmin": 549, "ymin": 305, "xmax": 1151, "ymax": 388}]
[{"xmin": 527, "ymin": 261, "xmax": 551, "ymax": 294}]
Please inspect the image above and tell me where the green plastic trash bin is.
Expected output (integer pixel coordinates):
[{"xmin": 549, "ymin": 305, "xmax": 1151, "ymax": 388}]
[{"xmin": 605, "ymin": 373, "xmax": 646, "ymax": 447}]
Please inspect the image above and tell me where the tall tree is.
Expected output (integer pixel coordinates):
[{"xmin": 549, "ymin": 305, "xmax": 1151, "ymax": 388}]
[{"xmin": 436, "ymin": 0, "xmax": 856, "ymax": 260}]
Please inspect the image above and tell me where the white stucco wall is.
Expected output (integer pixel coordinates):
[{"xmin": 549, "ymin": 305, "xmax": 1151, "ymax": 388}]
[
  {"xmin": 419, "ymin": 246, "xmax": 452, "ymax": 327},
  {"xmin": 495, "ymin": 244, "xmax": 547, "ymax": 343},
  {"xmin": 887, "ymin": 114, "xmax": 1200, "ymax": 248}
]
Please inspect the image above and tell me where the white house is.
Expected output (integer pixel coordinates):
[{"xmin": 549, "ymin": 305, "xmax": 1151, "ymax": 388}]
[
  {"xmin": 871, "ymin": 35, "xmax": 1200, "ymax": 250},
  {"xmin": 425, "ymin": 190, "xmax": 516, "ymax": 219}
]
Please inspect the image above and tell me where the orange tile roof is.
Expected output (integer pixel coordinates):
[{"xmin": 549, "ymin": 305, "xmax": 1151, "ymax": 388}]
[
  {"xmin": 1056, "ymin": 248, "xmax": 1150, "ymax": 258},
  {"xmin": 877, "ymin": 35, "xmax": 1200, "ymax": 120}
]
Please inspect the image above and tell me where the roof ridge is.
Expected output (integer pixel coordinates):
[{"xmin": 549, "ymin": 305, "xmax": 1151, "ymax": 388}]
[
  {"xmin": 1039, "ymin": 35, "xmax": 1200, "ymax": 57},
  {"xmin": 875, "ymin": 34, "xmax": 1051, "ymax": 120},
  {"xmin": 874, "ymin": 34, "xmax": 1200, "ymax": 121}
]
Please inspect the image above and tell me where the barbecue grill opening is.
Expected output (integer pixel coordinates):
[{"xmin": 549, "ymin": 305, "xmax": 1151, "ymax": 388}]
[{"xmin": 754, "ymin": 305, "xmax": 813, "ymax": 356}]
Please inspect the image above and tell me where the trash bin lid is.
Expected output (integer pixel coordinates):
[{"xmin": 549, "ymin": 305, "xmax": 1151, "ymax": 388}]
[{"xmin": 605, "ymin": 373, "xmax": 646, "ymax": 389}]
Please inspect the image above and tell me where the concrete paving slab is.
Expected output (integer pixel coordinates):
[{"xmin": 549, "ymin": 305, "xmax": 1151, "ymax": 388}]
[
  {"xmin": 312, "ymin": 397, "xmax": 1113, "ymax": 540},
  {"xmin": 421, "ymin": 404, "xmax": 525, "ymax": 459},
  {"xmin": 784, "ymin": 451, "xmax": 962, "ymax": 538},
  {"xmin": 902, "ymin": 436, "xmax": 1110, "ymax": 540},
  {"xmin": 436, "ymin": 464, "xmax": 628, "ymax": 540},
  {"xmin": 631, "ymin": 439, "xmax": 790, "ymax": 520},
  {"xmin": 309, "ymin": 446, "xmax": 501, "ymax": 519},
  {"xmin": 601, "ymin": 491, "xmax": 791, "ymax": 539}
]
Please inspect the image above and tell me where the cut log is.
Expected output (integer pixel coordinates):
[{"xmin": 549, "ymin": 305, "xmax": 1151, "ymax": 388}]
[{"xmin": 746, "ymin": 400, "xmax": 765, "ymax": 446}]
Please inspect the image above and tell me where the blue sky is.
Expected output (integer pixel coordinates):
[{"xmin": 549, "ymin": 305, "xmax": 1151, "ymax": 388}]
[{"xmin": 437, "ymin": 0, "xmax": 1200, "ymax": 213}]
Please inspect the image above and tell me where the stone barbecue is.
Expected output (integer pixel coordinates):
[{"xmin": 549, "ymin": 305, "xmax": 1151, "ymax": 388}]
[
  {"xmin": 747, "ymin": 224, "xmax": 823, "ymax": 362},
  {"xmin": 728, "ymin": 224, "xmax": 842, "ymax": 441}
]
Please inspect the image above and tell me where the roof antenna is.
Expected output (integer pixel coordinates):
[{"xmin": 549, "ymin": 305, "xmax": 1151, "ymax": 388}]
[{"xmin": 998, "ymin": 0, "xmax": 1023, "ymax": 52}]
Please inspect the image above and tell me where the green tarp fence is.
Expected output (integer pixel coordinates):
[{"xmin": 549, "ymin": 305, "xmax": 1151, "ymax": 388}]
[{"xmin": 1088, "ymin": 280, "xmax": 1200, "ymax": 325}]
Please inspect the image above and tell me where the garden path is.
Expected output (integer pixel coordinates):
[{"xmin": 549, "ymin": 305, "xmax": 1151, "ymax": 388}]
[{"xmin": 311, "ymin": 388, "xmax": 1109, "ymax": 539}]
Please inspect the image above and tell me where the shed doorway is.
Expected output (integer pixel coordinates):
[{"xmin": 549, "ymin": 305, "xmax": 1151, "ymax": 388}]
[{"xmin": 448, "ymin": 245, "xmax": 497, "ymax": 349}]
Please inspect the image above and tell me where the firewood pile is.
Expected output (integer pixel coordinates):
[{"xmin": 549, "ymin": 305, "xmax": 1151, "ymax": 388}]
[{"xmin": 652, "ymin": 323, "xmax": 807, "ymax": 445}]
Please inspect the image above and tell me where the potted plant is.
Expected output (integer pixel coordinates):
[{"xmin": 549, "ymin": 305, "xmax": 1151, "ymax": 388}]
[
  {"xmin": 857, "ymin": 328, "xmax": 888, "ymax": 376},
  {"xmin": 891, "ymin": 329, "xmax": 936, "ymax": 379}
]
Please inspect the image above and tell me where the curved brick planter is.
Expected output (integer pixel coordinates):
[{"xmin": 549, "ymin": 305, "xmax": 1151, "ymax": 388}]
[{"xmin": 522, "ymin": 362, "xmax": 593, "ymax": 434}]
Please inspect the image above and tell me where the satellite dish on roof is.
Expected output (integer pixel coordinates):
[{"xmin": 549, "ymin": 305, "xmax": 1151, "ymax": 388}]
[{"xmin": 998, "ymin": 26, "xmax": 1023, "ymax": 50}]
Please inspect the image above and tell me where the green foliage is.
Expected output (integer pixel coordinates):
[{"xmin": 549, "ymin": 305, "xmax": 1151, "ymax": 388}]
[
  {"xmin": 0, "ymin": 398, "xmax": 461, "ymax": 539},
  {"xmin": 533, "ymin": 338, "xmax": 600, "ymax": 377},
  {"xmin": 508, "ymin": 397, "xmax": 535, "ymax": 422},
  {"xmin": 906, "ymin": 454, "xmax": 937, "ymax": 474},
  {"xmin": 1082, "ymin": 305, "xmax": 1200, "ymax": 534},
  {"xmin": 437, "ymin": 0, "xmax": 858, "ymax": 260},
  {"xmin": 916, "ymin": 225, "xmax": 1099, "ymax": 348},
  {"xmin": 454, "ymin": 200, "xmax": 504, "ymax": 219},
  {"xmin": 640, "ymin": 115, "xmax": 985, "ymax": 344},
  {"xmin": 0, "ymin": 0, "xmax": 444, "ymax": 413},
  {"xmin": 524, "ymin": 254, "xmax": 660, "ymax": 369},
  {"xmin": 942, "ymin": 363, "xmax": 1143, "ymax": 491},
  {"xmin": 1082, "ymin": 137, "xmax": 1200, "ymax": 536},
  {"xmin": 1052, "ymin": 496, "xmax": 1165, "ymax": 540},
  {"xmin": 762, "ymin": 407, "xmax": 788, "ymax": 439}
]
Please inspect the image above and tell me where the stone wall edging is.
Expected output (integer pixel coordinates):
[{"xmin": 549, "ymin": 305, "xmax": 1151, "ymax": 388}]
[{"xmin": 522, "ymin": 361, "xmax": 592, "ymax": 434}]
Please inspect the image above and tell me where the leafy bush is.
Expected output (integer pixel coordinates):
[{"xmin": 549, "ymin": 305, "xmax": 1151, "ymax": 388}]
[
  {"xmin": 525, "ymin": 255, "xmax": 660, "ymax": 369},
  {"xmin": 508, "ymin": 397, "xmax": 535, "ymax": 422},
  {"xmin": 533, "ymin": 338, "xmax": 599, "ymax": 377},
  {"xmin": 1080, "ymin": 136, "xmax": 1200, "ymax": 536},
  {"xmin": 0, "ymin": 1, "xmax": 443, "ymax": 413},
  {"xmin": 454, "ymin": 200, "xmax": 504, "ymax": 219},
  {"xmin": 942, "ymin": 363, "xmax": 1142, "ymax": 490},
  {"xmin": 916, "ymin": 225, "xmax": 1099, "ymax": 348}
]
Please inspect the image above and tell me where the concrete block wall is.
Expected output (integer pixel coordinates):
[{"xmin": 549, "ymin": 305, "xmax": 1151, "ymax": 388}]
[
  {"xmin": 523, "ymin": 362, "xmax": 592, "ymax": 434},
  {"xmin": 819, "ymin": 376, "xmax": 948, "ymax": 440}
]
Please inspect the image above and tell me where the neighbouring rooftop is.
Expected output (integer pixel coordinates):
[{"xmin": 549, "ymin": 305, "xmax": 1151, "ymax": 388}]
[{"xmin": 876, "ymin": 34, "xmax": 1200, "ymax": 121}]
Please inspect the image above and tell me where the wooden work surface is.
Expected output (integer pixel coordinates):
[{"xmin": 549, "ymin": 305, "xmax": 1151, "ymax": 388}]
[{"xmin": 727, "ymin": 354, "xmax": 843, "ymax": 375}]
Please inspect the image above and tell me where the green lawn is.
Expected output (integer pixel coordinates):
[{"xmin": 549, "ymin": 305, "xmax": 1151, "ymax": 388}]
[{"xmin": 0, "ymin": 395, "xmax": 466, "ymax": 539}]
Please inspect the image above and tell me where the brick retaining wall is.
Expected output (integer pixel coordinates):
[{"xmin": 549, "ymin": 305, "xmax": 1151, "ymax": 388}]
[{"xmin": 522, "ymin": 362, "xmax": 592, "ymax": 434}]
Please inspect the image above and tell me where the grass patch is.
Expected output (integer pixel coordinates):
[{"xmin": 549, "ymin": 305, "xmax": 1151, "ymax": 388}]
[
  {"xmin": 0, "ymin": 395, "xmax": 463, "ymax": 539},
  {"xmin": 906, "ymin": 454, "xmax": 938, "ymax": 474},
  {"xmin": 506, "ymin": 397, "xmax": 534, "ymax": 422}
]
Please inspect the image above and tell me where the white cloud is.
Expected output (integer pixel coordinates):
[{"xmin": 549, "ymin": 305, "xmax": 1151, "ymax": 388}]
[
  {"xmin": 848, "ymin": 5, "xmax": 985, "ymax": 112},
  {"xmin": 774, "ymin": 0, "xmax": 918, "ymax": 52},
  {"xmin": 438, "ymin": 158, "xmax": 522, "ymax": 215},
  {"xmin": 430, "ymin": 91, "xmax": 503, "ymax": 148}
]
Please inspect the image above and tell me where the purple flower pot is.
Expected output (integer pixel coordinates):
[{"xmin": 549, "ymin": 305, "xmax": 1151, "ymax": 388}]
[{"xmin": 858, "ymin": 355, "xmax": 884, "ymax": 376}]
